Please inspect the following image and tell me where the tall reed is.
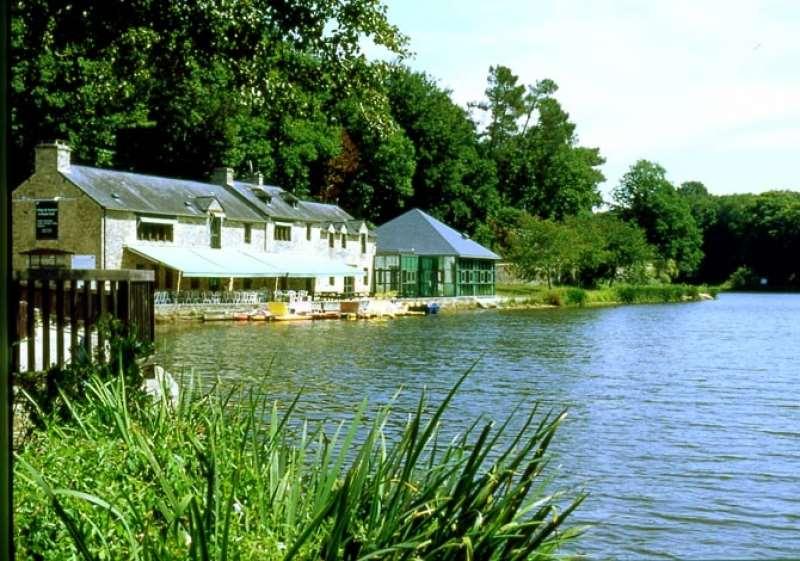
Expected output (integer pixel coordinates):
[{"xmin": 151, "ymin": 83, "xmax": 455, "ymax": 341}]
[{"xmin": 16, "ymin": 369, "xmax": 586, "ymax": 560}]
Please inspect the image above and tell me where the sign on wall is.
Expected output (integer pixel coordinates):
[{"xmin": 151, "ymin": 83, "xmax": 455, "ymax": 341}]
[{"xmin": 35, "ymin": 200, "xmax": 59, "ymax": 240}]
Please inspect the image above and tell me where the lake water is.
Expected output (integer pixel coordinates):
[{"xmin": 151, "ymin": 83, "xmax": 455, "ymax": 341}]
[{"xmin": 155, "ymin": 293, "xmax": 800, "ymax": 560}]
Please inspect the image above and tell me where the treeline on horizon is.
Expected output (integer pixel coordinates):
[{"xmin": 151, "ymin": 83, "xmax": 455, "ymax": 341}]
[{"xmin": 11, "ymin": 1, "xmax": 800, "ymax": 288}]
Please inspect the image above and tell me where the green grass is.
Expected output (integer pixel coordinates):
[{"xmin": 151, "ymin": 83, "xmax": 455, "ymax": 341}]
[{"xmin": 15, "ymin": 368, "xmax": 587, "ymax": 560}]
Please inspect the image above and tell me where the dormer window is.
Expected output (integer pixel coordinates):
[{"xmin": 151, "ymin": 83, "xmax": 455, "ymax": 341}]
[
  {"xmin": 328, "ymin": 231, "xmax": 335, "ymax": 248},
  {"xmin": 252, "ymin": 187, "xmax": 272, "ymax": 205},
  {"xmin": 341, "ymin": 233, "xmax": 347, "ymax": 249},
  {"xmin": 281, "ymin": 191, "xmax": 299, "ymax": 208},
  {"xmin": 360, "ymin": 233, "xmax": 367, "ymax": 254}
]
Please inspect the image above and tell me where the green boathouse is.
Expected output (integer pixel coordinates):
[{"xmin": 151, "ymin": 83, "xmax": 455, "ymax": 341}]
[{"xmin": 374, "ymin": 209, "xmax": 500, "ymax": 297}]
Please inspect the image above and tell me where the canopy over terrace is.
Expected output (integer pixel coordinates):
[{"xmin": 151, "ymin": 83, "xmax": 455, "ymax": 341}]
[{"xmin": 125, "ymin": 245, "xmax": 364, "ymax": 291}]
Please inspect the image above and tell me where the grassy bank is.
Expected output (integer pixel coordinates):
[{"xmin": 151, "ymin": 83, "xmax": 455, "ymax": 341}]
[
  {"xmin": 497, "ymin": 283, "xmax": 719, "ymax": 308},
  {"xmin": 15, "ymin": 366, "xmax": 586, "ymax": 560}
]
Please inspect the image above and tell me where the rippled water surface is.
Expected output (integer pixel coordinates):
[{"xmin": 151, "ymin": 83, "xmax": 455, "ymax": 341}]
[{"xmin": 156, "ymin": 293, "xmax": 800, "ymax": 560}]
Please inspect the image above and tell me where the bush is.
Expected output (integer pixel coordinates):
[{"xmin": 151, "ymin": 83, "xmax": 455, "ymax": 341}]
[
  {"xmin": 16, "ymin": 368, "xmax": 586, "ymax": 560},
  {"xmin": 565, "ymin": 288, "xmax": 588, "ymax": 306},
  {"xmin": 725, "ymin": 266, "xmax": 757, "ymax": 290},
  {"xmin": 544, "ymin": 289, "xmax": 564, "ymax": 306}
]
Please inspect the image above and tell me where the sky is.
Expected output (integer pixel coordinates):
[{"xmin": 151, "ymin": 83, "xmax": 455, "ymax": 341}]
[{"xmin": 375, "ymin": 0, "xmax": 800, "ymax": 200}]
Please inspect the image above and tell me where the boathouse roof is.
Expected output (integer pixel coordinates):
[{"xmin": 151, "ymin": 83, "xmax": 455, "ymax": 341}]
[{"xmin": 376, "ymin": 209, "xmax": 500, "ymax": 260}]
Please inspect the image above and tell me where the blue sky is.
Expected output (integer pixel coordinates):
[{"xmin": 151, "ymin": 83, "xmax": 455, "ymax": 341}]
[{"xmin": 375, "ymin": 0, "xmax": 799, "ymax": 199}]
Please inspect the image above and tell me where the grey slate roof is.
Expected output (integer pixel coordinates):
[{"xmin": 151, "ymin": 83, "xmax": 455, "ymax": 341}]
[
  {"xmin": 62, "ymin": 165, "xmax": 365, "ymax": 226},
  {"xmin": 230, "ymin": 181, "xmax": 356, "ymax": 223},
  {"xmin": 376, "ymin": 209, "xmax": 500, "ymax": 260},
  {"xmin": 64, "ymin": 166, "xmax": 263, "ymax": 221}
]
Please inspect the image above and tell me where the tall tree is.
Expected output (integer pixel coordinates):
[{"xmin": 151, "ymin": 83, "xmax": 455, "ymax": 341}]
[
  {"xmin": 613, "ymin": 160, "xmax": 703, "ymax": 276},
  {"xmin": 473, "ymin": 66, "xmax": 604, "ymax": 219},
  {"xmin": 384, "ymin": 67, "xmax": 499, "ymax": 232}
]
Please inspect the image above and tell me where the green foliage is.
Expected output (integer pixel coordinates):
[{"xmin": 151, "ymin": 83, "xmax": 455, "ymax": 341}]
[
  {"xmin": 698, "ymin": 191, "xmax": 800, "ymax": 287},
  {"xmin": 473, "ymin": 66, "xmax": 604, "ymax": 220},
  {"xmin": 11, "ymin": 0, "xmax": 409, "ymax": 189},
  {"xmin": 565, "ymin": 288, "xmax": 588, "ymax": 306},
  {"xmin": 384, "ymin": 67, "xmax": 499, "ymax": 232},
  {"xmin": 14, "ymin": 316, "xmax": 152, "ymax": 435},
  {"xmin": 614, "ymin": 160, "xmax": 703, "ymax": 276},
  {"xmin": 16, "ymin": 367, "xmax": 586, "ymax": 560},
  {"xmin": 507, "ymin": 212, "xmax": 655, "ymax": 288},
  {"xmin": 544, "ymin": 289, "xmax": 564, "ymax": 307},
  {"xmin": 724, "ymin": 265, "xmax": 758, "ymax": 290},
  {"xmin": 508, "ymin": 215, "xmax": 581, "ymax": 288}
]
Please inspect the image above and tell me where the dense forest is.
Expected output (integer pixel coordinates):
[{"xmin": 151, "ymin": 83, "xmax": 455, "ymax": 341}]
[{"xmin": 11, "ymin": 0, "xmax": 800, "ymax": 288}]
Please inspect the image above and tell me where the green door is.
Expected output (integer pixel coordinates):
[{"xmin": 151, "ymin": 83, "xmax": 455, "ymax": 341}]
[{"xmin": 419, "ymin": 257, "xmax": 438, "ymax": 297}]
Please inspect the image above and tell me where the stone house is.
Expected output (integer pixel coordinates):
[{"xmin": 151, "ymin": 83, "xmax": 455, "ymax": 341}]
[{"xmin": 12, "ymin": 142, "xmax": 375, "ymax": 295}]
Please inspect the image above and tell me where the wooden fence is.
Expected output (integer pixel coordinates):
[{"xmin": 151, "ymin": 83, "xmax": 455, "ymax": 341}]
[{"xmin": 11, "ymin": 269, "xmax": 155, "ymax": 373}]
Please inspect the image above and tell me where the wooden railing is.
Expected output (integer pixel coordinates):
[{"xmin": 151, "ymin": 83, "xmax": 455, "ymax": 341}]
[{"xmin": 11, "ymin": 269, "xmax": 155, "ymax": 373}]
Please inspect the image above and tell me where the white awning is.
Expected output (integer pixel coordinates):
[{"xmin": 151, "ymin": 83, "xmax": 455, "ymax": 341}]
[{"xmin": 126, "ymin": 245, "xmax": 364, "ymax": 278}]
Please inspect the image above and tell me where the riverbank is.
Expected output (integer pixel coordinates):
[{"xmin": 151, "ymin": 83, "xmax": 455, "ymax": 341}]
[
  {"xmin": 153, "ymin": 284, "xmax": 716, "ymax": 323},
  {"xmin": 496, "ymin": 283, "xmax": 718, "ymax": 308}
]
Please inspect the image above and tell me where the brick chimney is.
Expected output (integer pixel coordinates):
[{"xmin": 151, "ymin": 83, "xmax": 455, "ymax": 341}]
[
  {"xmin": 35, "ymin": 141, "xmax": 71, "ymax": 173},
  {"xmin": 211, "ymin": 167, "xmax": 235, "ymax": 187}
]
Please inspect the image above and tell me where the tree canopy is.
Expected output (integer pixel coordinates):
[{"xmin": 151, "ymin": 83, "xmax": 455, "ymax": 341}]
[
  {"xmin": 12, "ymin": 0, "xmax": 797, "ymax": 287},
  {"xmin": 613, "ymin": 160, "xmax": 703, "ymax": 277}
]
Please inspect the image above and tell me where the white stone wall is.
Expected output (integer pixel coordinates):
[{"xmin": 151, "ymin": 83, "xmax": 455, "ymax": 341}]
[
  {"xmin": 104, "ymin": 211, "xmax": 137, "ymax": 268},
  {"xmin": 221, "ymin": 219, "xmax": 266, "ymax": 251}
]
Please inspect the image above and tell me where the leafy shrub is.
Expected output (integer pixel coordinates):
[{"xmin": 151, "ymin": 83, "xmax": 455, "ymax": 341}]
[
  {"xmin": 725, "ymin": 266, "xmax": 757, "ymax": 290},
  {"xmin": 565, "ymin": 288, "xmax": 588, "ymax": 306}
]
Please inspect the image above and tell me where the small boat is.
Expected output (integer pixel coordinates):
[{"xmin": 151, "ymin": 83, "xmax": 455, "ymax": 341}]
[
  {"xmin": 248, "ymin": 310, "xmax": 272, "ymax": 321},
  {"xmin": 408, "ymin": 303, "xmax": 440, "ymax": 315}
]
